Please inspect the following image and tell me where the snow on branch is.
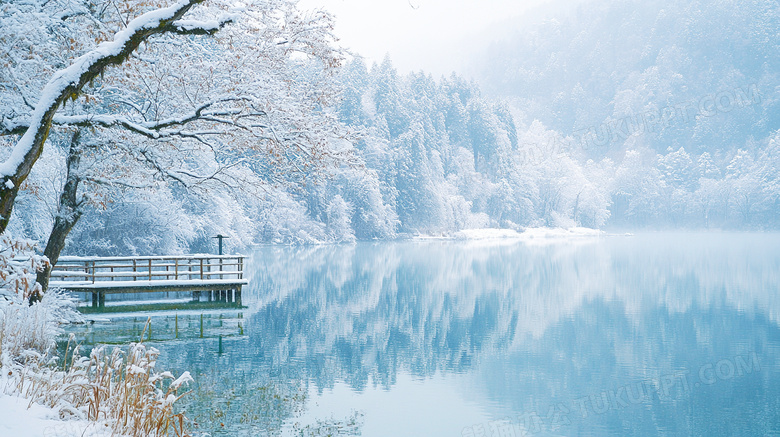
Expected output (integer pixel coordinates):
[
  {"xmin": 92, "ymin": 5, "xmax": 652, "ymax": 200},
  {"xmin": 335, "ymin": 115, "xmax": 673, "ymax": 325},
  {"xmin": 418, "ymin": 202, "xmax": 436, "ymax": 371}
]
[
  {"xmin": 172, "ymin": 15, "xmax": 238, "ymax": 34},
  {"xmin": 5, "ymin": 98, "xmax": 263, "ymax": 139},
  {"xmin": 49, "ymin": 98, "xmax": 262, "ymax": 139},
  {"xmin": 0, "ymin": 0, "xmax": 236, "ymax": 232}
]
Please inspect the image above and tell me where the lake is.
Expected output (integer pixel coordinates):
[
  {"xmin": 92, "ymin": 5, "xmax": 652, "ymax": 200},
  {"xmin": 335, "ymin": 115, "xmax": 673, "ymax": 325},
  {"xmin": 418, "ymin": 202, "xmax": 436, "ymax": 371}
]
[{"xmin": 64, "ymin": 233, "xmax": 780, "ymax": 436}]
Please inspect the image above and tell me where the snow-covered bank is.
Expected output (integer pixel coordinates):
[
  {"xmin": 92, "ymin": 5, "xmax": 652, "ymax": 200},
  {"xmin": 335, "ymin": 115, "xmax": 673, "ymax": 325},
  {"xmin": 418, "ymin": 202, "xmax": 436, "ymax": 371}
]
[
  {"xmin": 0, "ymin": 289, "xmax": 112, "ymax": 437},
  {"xmin": 0, "ymin": 393, "xmax": 110, "ymax": 437},
  {"xmin": 414, "ymin": 227, "xmax": 605, "ymax": 243},
  {"xmin": 458, "ymin": 227, "xmax": 603, "ymax": 240}
]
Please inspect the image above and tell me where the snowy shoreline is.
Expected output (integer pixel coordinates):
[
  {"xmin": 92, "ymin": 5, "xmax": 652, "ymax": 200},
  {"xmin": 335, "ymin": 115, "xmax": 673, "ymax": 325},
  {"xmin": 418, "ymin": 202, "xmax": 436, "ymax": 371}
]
[
  {"xmin": 413, "ymin": 227, "xmax": 608, "ymax": 242},
  {"xmin": 0, "ymin": 392, "xmax": 110, "ymax": 437}
]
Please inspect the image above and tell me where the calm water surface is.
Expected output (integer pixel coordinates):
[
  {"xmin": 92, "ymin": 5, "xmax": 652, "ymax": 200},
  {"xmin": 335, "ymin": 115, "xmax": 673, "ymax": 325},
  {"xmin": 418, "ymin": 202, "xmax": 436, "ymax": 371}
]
[{"xmin": 68, "ymin": 233, "xmax": 780, "ymax": 436}]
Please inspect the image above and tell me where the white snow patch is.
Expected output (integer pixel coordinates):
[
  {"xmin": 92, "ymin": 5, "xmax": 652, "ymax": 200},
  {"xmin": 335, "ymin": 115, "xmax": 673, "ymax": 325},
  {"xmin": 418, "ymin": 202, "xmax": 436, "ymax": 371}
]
[
  {"xmin": 174, "ymin": 19, "xmax": 222, "ymax": 31},
  {"xmin": 4, "ymin": 180, "xmax": 13, "ymax": 189},
  {"xmin": 516, "ymin": 226, "xmax": 604, "ymax": 240},
  {"xmin": 171, "ymin": 371, "xmax": 193, "ymax": 389},
  {"xmin": 49, "ymin": 278, "xmax": 247, "ymax": 289},
  {"xmin": 174, "ymin": 13, "xmax": 237, "ymax": 31},
  {"xmin": 84, "ymin": 316, "xmax": 112, "ymax": 323},
  {"xmin": 128, "ymin": 364, "xmax": 146, "ymax": 375},
  {"xmin": 414, "ymin": 227, "xmax": 605, "ymax": 245},
  {"xmin": 453, "ymin": 228, "xmax": 525, "ymax": 240},
  {"xmin": 0, "ymin": 391, "xmax": 110, "ymax": 437}
]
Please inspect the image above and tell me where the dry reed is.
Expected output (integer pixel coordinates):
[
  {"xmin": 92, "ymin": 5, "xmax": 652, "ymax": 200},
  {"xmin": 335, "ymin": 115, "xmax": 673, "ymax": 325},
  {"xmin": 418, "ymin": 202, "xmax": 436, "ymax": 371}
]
[
  {"xmin": 6, "ymin": 319, "xmax": 192, "ymax": 437},
  {"xmin": 0, "ymin": 237, "xmax": 192, "ymax": 436}
]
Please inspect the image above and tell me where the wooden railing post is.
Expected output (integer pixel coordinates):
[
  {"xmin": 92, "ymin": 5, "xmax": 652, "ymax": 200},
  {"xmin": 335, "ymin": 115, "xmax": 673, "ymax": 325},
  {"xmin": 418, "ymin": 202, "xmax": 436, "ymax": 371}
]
[
  {"xmin": 200, "ymin": 258, "xmax": 204, "ymax": 280},
  {"xmin": 148, "ymin": 259, "xmax": 152, "ymax": 280},
  {"xmin": 133, "ymin": 259, "xmax": 137, "ymax": 281},
  {"xmin": 175, "ymin": 258, "xmax": 179, "ymax": 280},
  {"xmin": 91, "ymin": 260, "xmax": 96, "ymax": 284}
]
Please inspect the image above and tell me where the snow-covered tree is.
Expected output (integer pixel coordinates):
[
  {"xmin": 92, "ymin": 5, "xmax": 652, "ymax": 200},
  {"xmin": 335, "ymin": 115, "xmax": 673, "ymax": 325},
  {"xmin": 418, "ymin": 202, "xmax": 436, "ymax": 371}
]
[
  {"xmin": 726, "ymin": 149, "xmax": 765, "ymax": 225},
  {"xmin": 2, "ymin": 0, "xmax": 355, "ymax": 290},
  {"xmin": 0, "ymin": 0, "xmax": 241, "ymax": 232}
]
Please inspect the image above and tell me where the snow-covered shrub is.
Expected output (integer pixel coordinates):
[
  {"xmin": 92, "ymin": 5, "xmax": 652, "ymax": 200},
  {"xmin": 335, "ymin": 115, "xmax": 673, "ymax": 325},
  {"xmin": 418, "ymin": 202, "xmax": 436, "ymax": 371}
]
[
  {"xmin": 0, "ymin": 234, "xmax": 48, "ymax": 302},
  {"xmin": 0, "ymin": 235, "xmax": 57, "ymax": 364},
  {"xmin": 0, "ymin": 297, "xmax": 58, "ymax": 366}
]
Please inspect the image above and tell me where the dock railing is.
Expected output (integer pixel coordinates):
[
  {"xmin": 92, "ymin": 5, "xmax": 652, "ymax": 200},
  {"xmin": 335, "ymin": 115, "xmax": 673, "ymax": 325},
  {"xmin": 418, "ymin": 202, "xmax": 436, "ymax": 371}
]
[
  {"xmin": 50, "ymin": 254, "xmax": 246, "ymax": 308},
  {"xmin": 51, "ymin": 255, "xmax": 244, "ymax": 283}
]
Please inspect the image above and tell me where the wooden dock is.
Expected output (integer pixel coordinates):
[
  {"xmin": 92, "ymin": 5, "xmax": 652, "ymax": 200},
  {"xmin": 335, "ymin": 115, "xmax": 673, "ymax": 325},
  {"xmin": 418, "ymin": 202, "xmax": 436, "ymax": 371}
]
[{"xmin": 49, "ymin": 255, "xmax": 247, "ymax": 308}]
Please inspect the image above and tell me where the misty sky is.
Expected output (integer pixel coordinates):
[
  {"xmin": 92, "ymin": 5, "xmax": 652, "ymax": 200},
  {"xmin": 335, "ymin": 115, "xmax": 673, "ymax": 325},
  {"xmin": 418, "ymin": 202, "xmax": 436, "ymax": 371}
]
[{"xmin": 298, "ymin": 0, "xmax": 553, "ymax": 76}]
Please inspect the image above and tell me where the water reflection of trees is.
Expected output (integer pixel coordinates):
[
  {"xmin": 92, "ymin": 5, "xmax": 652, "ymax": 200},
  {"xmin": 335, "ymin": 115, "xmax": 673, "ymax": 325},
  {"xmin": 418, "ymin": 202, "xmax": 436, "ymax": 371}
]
[
  {"xmin": 238, "ymin": 235, "xmax": 780, "ymax": 434},
  {"xmin": 246, "ymin": 242, "xmax": 532, "ymax": 390}
]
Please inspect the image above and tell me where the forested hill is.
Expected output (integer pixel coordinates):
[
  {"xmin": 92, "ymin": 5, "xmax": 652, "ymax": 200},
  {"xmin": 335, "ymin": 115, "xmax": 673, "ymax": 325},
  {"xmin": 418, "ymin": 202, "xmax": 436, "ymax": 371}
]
[
  {"xmin": 7, "ymin": 0, "xmax": 780, "ymax": 256},
  {"xmin": 472, "ymin": 0, "xmax": 780, "ymax": 158}
]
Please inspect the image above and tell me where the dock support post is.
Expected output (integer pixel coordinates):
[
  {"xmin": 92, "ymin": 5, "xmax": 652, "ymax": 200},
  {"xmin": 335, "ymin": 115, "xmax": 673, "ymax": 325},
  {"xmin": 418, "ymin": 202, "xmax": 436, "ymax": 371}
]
[
  {"xmin": 236, "ymin": 287, "xmax": 242, "ymax": 307},
  {"xmin": 192, "ymin": 291, "xmax": 201, "ymax": 302},
  {"xmin": 98, "ymin": 291, "xmax": 105, "ymax": 308},
  {"xmin": 92, "ymin": 291, "xmax": 98, "ymax": 308}
]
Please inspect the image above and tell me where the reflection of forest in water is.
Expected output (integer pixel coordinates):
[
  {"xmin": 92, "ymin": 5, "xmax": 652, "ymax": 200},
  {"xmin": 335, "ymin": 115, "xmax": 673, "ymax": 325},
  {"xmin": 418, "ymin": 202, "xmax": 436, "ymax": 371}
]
[{"xmin": 152, "ymin": 234, "xmax": 780, "ymax": 435}]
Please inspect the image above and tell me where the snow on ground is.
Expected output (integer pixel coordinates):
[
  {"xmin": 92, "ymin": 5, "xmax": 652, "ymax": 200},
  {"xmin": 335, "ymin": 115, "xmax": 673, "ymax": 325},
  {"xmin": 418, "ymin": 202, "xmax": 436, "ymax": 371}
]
[
  {"xmin": 515, "ymin": 226, "xmax": 604, "ymax": 240},
  {"xmin": 415, "ymin": 227, "xmax": 605, "ymax": 243},
  {"xmin": 0, "ymin": 391, "xmax": 110, "ymax": 437},
  {"xmin": 453, "ymin": 228, "xmax": 525, "ymax": 240}
]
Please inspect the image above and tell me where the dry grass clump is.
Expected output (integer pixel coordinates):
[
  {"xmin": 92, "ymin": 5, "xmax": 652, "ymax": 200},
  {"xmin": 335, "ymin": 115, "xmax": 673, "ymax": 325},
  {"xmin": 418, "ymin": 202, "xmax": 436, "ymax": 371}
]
[
  {"xmin": 0, "ymin": 235, "xmax": 62, "ymax": 361},
  {"xmin": 8, "ymin": 323, "xmax": 192, "ymax": 437},
  {"xmin": 0, "ymin": 236, "xmax": 192, "ymax": 436},
  {"xmin": 0, "ymin": 298, "xmax": 57, "ymax": 362}
]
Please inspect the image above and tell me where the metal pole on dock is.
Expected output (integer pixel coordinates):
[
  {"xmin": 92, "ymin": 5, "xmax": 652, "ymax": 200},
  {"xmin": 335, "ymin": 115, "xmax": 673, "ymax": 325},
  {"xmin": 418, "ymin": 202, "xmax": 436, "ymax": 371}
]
[{"xmin": 213, "ymin": 234, "xmax": 229, "ymax": 255}]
